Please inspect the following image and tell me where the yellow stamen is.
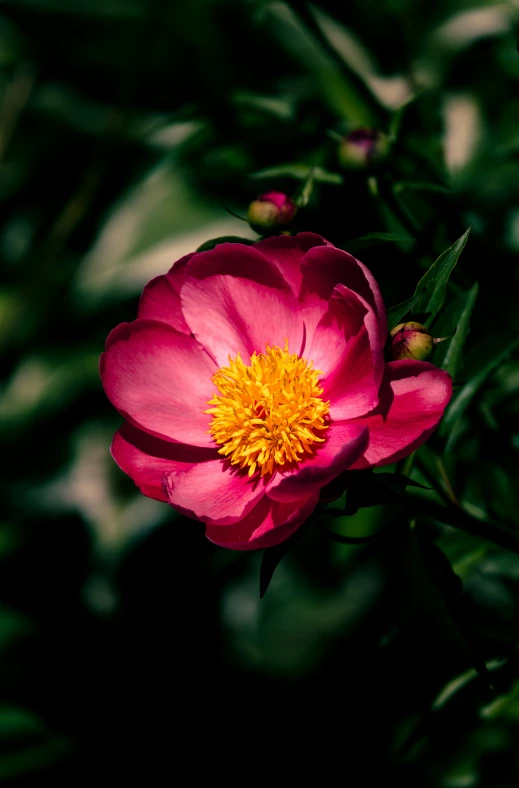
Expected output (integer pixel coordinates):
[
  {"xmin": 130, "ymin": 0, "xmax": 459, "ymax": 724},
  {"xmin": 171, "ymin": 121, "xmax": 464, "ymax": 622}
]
[{"xmin": 205, "ymin": 342, "xmax": 330, "ymax": 477}]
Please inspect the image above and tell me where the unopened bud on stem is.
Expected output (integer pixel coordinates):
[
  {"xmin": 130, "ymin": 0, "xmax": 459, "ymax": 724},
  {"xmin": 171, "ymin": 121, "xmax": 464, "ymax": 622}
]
[
  {"xmin": 390, "ymin": 322, "xmax": 439, "ymax": 361},
  {"xmin": 338, "ymin": 128, "xmax": 389, "ymax": 170},
  {"xmin": 247, "ymin": 191, "xmax": 297, "ymax": 234}
]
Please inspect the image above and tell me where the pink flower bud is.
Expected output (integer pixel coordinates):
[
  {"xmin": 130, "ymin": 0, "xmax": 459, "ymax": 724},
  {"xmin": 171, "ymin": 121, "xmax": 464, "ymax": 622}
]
[
  {"xmin": 338, "ymin": 128, "xmax": 389, "ymax": 170},
  {"xmin": 390, "ymin": 322, "xmax": 435, "ymax": 361},
  {"xmin": 247, "ymin": 191, "xmax": 298, "ymax": 234}
]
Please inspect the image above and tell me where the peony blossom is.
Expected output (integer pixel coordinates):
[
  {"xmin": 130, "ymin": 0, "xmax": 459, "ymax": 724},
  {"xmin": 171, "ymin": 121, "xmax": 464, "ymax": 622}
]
[{"xmin": 100, "ymin": 233, "xmax": 452, "ymax": 550}]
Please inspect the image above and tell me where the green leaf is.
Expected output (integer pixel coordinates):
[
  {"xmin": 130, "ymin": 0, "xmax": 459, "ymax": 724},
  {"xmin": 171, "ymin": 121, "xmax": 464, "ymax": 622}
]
[
  {"xmin": 345, "ymin": 231, "xmax": 413, "ymax": 254},
  {"xmin": 441, "ymin": 333, "xmax": 519, "ymax": 445},
  {"xmin": 294, "ymin": 167, "xmax": 316, "ymax": 208},
  {"xmin": 441, "ymin": 282, "xmax": 479, "ymax": 380},
  {"xmin": 0, "ymin": 707, "xmax": 45, "ymax": 739},
  {"xmin": 413, "ymin": 229, "xmax": 471, "ymax": 326},
  {"xmin": 0, "ymin": 705, "xmax": 69, "ymax": 781},
  {"xmin": 394, "ymin": 181, "xmax": 451, "ymax": 194},
  {"xmin": 196, "ymin": 236, "xmax": 254, "ymax": 252},
  {"xmin": 413, "ymin": 533, "xmax": 494, "ymax": 690},
  {"xmin": 231, "ymin": 91, "xmax": 295, "ymax": 121},
  {"xmin": 386, "ymin": 294, "xmax": 422, "ymax": 331},
  {"xmin": 250, "ymin": 164, "xmax": 343, "ymax": 185},
  {"xmin": 388, "ymin": 105, "xmax": 406, "ymax": 142},
  {"xmin": 304, "ymin": 4, "xmax": 388, "ymax": 120},
  {"xmin": 259, "ymin": 525, "xmax": 307, "ymax": 598},
  {"xmin": 0, "ymin": 740, "xmax": 69, "ymax": 782},
  {"xmin": 272, "ymin": 2, "xmax": 380, "ymax": 125}
]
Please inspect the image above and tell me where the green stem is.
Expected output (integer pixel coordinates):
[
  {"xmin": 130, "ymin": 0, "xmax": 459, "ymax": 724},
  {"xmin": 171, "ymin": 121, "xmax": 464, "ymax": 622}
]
[
  {"xmin": 415, "ymin": 455, "xmax": 459, "ymax": 508},
  {"xmin": 404, "ymin": 492, "xmax": 519, "ymax": 556}
]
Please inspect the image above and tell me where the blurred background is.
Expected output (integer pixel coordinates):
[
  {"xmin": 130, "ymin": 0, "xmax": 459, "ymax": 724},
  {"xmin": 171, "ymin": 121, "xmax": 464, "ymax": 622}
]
[{"xmin": 1, "ymin": 0, "xmax": 519, "ymax": 784}]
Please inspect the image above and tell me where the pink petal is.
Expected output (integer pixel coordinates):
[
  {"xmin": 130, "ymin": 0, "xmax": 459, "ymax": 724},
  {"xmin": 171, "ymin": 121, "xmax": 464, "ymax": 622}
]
[
  {"xmin": 300, "ymin": 245, "xmax": 387, "ymax": 352},
  {"xmin": 111, "ymin": 422, "xmax": 217, "ymax": 502},
  {"xmin": 138, "ymin": 253, "xmax": 194, "ymax": 334},
  {"xmin": 180, "ymin": 243, "xmax": 304, "ymax": 367},
  {"xmin": 309, "ymin": 285, "xmax": 382, "ymax": 419},
  {"xmin": 204, "ymin": 493, "xmax": 319, "ymax": 551},
  {"xmin": 268, "ymin": 421, "xmax": 369, "ymax": 503},
  {"xmin": 100, "ymin": 319, "xmax": 217, "ymax": 448},
  {"xmin": 252, "ymin": 233, "xmax": 329, "ymax": 299},
  {"xmin": 351, "ymin": 360, "xmax": 453, "ymax": 468},
  {"xmin": 163, "ymin": 460, "xmax": 270, "ymax": 526}
]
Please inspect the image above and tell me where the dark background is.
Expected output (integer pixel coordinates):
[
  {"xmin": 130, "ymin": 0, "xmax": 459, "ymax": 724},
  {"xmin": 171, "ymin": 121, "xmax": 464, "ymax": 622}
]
[{"xmin": 1, "ymin": 0, "xmax": 519, "ymax": 784}]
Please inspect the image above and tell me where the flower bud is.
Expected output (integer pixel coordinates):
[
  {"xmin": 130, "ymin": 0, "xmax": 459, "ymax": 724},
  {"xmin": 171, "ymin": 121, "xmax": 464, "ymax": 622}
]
[
  {"xmin": 338, "ymin": 128, "xmax": 389, "ymax": 170},
  {"xmin": 247, "ymin": 191, "xmax": 298, "ymax": 234},
  {"xmin": 390, "ymin": 322, "xmax": 435, "ymax": 361}
]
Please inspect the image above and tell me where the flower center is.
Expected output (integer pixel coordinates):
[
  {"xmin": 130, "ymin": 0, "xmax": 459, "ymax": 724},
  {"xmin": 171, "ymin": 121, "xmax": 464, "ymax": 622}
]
[{"xmin": 205, "ymin": 343, "xmax": 330, "ymax": 477}]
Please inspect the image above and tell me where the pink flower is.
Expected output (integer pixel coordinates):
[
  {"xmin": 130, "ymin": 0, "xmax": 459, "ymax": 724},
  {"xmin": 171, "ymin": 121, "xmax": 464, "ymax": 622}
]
[{"xmin": 100, "ymin": 233, "xmax": 452, "ymax": 551}]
